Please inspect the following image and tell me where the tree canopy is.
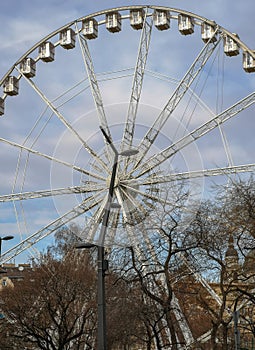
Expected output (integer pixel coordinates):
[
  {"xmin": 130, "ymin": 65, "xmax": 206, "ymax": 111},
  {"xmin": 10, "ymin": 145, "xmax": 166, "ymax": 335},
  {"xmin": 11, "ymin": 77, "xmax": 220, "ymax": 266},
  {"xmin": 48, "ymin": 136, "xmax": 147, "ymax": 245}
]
[{"xmin": 1, "ymin": 178, "xmax": 255, "ymax": 349}]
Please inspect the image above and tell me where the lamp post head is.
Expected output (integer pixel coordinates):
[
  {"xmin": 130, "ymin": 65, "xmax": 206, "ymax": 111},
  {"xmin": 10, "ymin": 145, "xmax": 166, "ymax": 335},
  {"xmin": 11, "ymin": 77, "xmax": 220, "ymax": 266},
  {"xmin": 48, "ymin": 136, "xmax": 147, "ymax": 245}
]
[
  {"xmin": 1, "ymin": 235, "xmax": 14, "ymax": 241},
  {"xmin": 76, "ymin": 242, "xmax": 96, "ymax": 250},
  {"xmin": 110, "ymin": 202, "xmax": 121, "ymax": 209}
]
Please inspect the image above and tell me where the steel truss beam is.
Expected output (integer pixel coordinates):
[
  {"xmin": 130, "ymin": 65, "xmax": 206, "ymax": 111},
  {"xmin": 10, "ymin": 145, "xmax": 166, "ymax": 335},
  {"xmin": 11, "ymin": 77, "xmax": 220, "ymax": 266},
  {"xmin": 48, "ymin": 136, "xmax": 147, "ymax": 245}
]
[
  {"xmin": 121, "ymin": 9, "xmax": 153, "ymax": 151},
  {"xmin": 132, "ymin": 30, "xmax": 220, "ymax": 171},
  {"xmin": 0, "ymin": 184, "xmax": 105, "ymax": 202},
  {"xmin": 126, "ymin": 163, "xmax": 255, "ymax": 186},
  {"xmin": 0, "ymin": 196, "xmax": 101, "ymax": 264},
  {"xmin": 136, "ymin": 91, "xmax": 255, "ymax": 177},
  {"xmin": 78, "ymin": 33, "xmax": 113, "ymax": 162}
]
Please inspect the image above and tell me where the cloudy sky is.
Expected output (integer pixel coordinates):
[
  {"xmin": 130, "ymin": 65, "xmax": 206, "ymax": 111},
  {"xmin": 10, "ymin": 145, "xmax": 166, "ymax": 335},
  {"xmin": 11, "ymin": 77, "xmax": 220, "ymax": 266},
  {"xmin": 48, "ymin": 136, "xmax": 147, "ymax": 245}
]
[
  {"xmin": 1, "ymin": 0, "xmax": 255, "ymax": 75},
  {"xmin": 0, "ymin": 0, "xmax": 255, "ymax": 263}
]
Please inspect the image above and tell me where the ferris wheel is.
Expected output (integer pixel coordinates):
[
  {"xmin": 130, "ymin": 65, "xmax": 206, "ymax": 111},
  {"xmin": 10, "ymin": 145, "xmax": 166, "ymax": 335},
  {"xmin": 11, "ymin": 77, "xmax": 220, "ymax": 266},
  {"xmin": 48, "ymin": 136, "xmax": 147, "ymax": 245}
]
[
  {"xmin": 1, "ymin": 5, "xmax": 255, "ymax": 346},
  {"xmin": 0, "ymin": 5, "xmax": 255, "ymax": 271}
]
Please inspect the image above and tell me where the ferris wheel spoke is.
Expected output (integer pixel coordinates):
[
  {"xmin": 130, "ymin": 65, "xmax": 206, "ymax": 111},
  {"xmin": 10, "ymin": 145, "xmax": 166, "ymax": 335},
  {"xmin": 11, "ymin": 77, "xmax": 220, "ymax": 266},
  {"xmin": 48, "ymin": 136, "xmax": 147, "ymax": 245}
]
[
  {"xmin": 121, "ymin": 9, "xmax": 153, "ymax": 153},
  {"xmin": 120, "ymin": 183, "xmax": 172, "ymax": 207},
  {"xmin": 0, "ymin": 184, "xmax": 106, "ymax": 203},
  {"xmin": 169, "ymin": 164, "xmax": 255, "ymax": 181},
  {"xmin": 81, "ymin": 193, "xmax": 109, "ymax": 242},
  {"xmin": 0, "ymin": 196, "xmax": 100, "ymax": 264},
  {"xmin": 135, "ymin": 91, "xmax": 255, "ymax": 177},
  {"xmin": 119, "ymin": 186, "xmax": 161, "ymax": 234},
  {"xmin": 115, "ymin": 188, "xmax": 128, "ymax": 223},
  {"xmin": 131, "ymin": 218, "xmax": 159, "ymax": 263},
  {"xmin": 104, "ymin": 206, "xmax": 121, "ymax": 247},
  {"xmin": 126, "ymin": 163, "xmax": 255, "ymax": 186},
  {"xmin": 132, "ymin": 30, "xmax": 221, "ymax": 171},
  {"xmin": 77, "ymin": 33, "xmax": 113, "ymax": 161},
  {"xmin": 119, "ymin": 186, "xmax": 148, "ymax": 217},
  {"xmin": 115, "ymin": 188, "xmax": 142, "ymax": 248},
  {"xmin": 0, "ymin": 136, "xmax": 105, "ymax": 181},
  {"xmin": 16, "ymin": 68, "xmax": 110, "ymax": 173}
]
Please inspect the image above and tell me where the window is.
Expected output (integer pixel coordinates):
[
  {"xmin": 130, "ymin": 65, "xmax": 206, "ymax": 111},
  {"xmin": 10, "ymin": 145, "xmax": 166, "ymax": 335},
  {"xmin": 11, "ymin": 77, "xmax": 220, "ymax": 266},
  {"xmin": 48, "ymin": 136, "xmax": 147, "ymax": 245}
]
[{"xmin": 2, "ymin": 279, "xmax": 7, "ymax": 287}]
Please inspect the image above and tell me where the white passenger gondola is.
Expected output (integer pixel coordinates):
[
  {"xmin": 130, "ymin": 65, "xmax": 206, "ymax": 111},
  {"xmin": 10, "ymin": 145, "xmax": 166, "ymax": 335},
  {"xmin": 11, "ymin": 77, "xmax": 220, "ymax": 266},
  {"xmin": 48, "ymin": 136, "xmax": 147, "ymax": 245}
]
[
  {"xmin": 153, "ymin": 9, "xmax": 170, "ymax": 31},
  {"xmin": 224, "ymin": 34, "xmax": 240, "ymax": 56},
  {"xmin": 106, "ymin": 12, "xmax": 121, "ymax": 33},
  {"xmin": 82, "ymin": 18, "xmax": 98, "ymax": 39},
  {"xmin": 60, "ymin": 28, "xmax": 75, "ymax": 49},
  {"xmin": 20, "ymin": 58, "xmax": 36, "ymax": 78},
  {"xmin": 3, "ymin": 76, "xmax": 19, "ymax": 96},
  {"xmin": 38, "ymin": 42, "xmax": 55, "ymax": 62},
  {"xmin": 178, "ymin": 14, "xmax": 194, "ymax": 35},
  {"xmin": 130, "ymin": 9, "xmax": 145, "ymax": 30},
  {"xmin": 243, "ymin": 51, "xmax": 255, "ymax": 72},
  {"xmin": 201, "ymin": 22, "xmax": 217, "ymax": 43}
]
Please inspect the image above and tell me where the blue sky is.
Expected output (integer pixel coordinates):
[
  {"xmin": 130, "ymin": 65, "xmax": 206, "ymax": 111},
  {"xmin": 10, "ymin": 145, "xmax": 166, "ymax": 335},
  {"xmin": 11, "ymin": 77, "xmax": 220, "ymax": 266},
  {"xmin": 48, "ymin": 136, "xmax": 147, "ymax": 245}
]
[{"xmin": 0, "ymin": 0, "xmax": 255, "ymax": 263}]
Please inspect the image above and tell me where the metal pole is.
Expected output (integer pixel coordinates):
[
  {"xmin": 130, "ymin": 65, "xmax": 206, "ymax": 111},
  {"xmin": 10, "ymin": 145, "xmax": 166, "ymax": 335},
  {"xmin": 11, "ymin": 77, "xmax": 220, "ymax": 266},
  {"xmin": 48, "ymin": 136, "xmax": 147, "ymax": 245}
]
[
  {"xmin": 97, "ymin": 127, "xmax": 119, "ymax": 350},
  {"xmin": 97, "ymin": 127, "xmax": 138, "ymax": 349},
  {"xmin": 97, "ymin": 244, "xmax": 107, "ymax": 350},
  {"xmin": 234, "ymin": 311, "xmax": 240, "ymax": 350}
]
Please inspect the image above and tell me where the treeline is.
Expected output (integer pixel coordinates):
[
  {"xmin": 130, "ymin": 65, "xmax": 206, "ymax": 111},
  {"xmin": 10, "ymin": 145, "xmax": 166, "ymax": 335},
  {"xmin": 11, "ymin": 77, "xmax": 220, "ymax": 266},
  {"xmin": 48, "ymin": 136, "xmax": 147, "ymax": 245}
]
[{"xmin": 0, "ymin": 177, "xmax": 255, "ymax": 349}]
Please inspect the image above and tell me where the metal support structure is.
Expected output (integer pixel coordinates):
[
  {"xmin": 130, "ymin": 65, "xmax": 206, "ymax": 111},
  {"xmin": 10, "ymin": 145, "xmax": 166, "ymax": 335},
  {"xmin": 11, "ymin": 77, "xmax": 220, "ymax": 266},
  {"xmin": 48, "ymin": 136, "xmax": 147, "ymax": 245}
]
[
  {"xmin": 0, "ymin": 199, "xmax": 98, "ymax": 265},
  {"xmin": 121, "ymin": 9, "xmax": 153, "ymax": 151},
  {"xmin": 125, "ymin": 163, "xmax": 255, "ymax": 186},
  {"xmin": 132, "ymin": 31, "xmax": 220, "ymax": 172},
  {"xmin": 0, "ymin": 136, "xmax": 103, "ymax": 180},
  {"xmin": 136, "ymin": 90, "xmax": 255, "ymax": 177},
  {"xmin": 17, "ymin": 68, "xmax": 110, "ymax": 174},
  {"xmin": 78, "ymin": 34, "xmax": 113, "ymax": 163},
  {"xmin": 0, "ymin": 184, "xmax": 105, "ymax": 203}
]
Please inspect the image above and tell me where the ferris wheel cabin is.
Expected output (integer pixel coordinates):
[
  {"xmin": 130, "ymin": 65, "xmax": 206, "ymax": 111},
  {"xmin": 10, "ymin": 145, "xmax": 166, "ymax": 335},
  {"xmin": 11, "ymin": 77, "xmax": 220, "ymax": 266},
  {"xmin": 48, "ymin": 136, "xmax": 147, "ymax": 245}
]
[
  {"xmin": 3, "ymin": 76, "xmax": 19, "ymax": 96},
  {"xmin": 38, "ymin": 42, "xmax": 55, "ymax": 62},
  {"xmin": 20, "ymin": 58, "xmax": 36, "ymax": 78},
  {"xmin": 178, "ymin": 14, "xmax": 194, "ymax": 35},
  {"xmin": 153, "ymin": 9, "xmax": 170, "ymax": 31},
  {"xmin": 223, "ymin": 34, "xmax": 240, "ymax": 56},
  {"xmin": 201, "ymin": 22, "xmax": 217, "ymax": 43},
  {"xmin": 59, "ymin": 28, "xmax": 76, "ymax": 49},
  {"xmin": 106, "ymin": 12, "xmax": 121, "ymax": 33},
  {"xmin": 243, "ymin": 51, "xmax": 255, "ymax": 72},
  {"xmin": 130, "ymin": 9, "xmax": 145, "ymax": 30},
  {"xmin": 82, "ymin": 18, "xmax": 98, "ymax": 39}
]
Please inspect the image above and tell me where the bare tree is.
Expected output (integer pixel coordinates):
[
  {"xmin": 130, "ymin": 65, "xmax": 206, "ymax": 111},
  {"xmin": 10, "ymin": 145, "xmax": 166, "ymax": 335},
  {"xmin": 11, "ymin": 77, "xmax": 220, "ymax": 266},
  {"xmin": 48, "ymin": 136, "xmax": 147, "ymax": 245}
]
[
  {"xmin": 114, "ymin": 182, "xmax": 203, "ymax": 349},
  {"xmin": 184, "ymin": 178, "xmax": 255, "ymax": 349},
  {"xmin": 2, "ymin": 178, "xmax": 255, "ymax": 349},
  {"xmin": 0, "ymin": 250, "xmax": 97, "ymax": 350}
]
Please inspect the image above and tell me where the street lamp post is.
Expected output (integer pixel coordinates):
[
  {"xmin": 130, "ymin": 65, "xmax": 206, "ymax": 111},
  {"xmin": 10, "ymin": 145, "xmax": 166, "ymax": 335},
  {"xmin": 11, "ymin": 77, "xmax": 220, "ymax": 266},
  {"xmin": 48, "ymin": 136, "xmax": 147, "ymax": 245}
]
[
  {"xmin": 98, "ymin": 126, "xmax": 138, "ymax": 350},
  {"xmin": 77, "ymin": 127, "xmax": 138, "ymax": 350},
  {"xmin": 0, "ymin": 236, "xmax": 14, "ymax": 258}
]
